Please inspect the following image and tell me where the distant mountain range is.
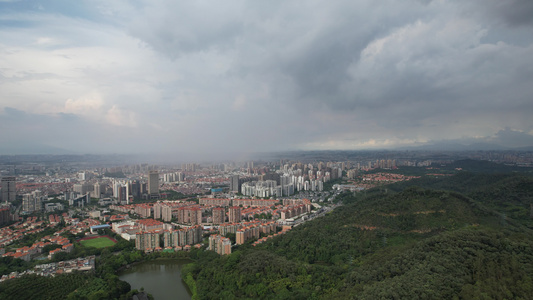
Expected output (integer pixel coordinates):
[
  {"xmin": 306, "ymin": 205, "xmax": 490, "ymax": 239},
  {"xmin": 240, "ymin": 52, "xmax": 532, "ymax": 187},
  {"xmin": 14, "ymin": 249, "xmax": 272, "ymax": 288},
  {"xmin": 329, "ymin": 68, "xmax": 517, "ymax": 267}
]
[
  {"xmin": 0, "ymin": 143, "xmax": 76, "ymax": 155},
  {"xmin": 399, "ymin": 141, "xmax": 533, "ymax": 151}
]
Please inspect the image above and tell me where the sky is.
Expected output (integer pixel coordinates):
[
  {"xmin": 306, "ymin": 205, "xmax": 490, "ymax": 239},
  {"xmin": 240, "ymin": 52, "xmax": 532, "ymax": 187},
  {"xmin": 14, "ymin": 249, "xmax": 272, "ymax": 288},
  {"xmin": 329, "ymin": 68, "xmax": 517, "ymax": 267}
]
[{"xmin": 1, "ymin": 0, "xmax": 533, "ymax": 156}]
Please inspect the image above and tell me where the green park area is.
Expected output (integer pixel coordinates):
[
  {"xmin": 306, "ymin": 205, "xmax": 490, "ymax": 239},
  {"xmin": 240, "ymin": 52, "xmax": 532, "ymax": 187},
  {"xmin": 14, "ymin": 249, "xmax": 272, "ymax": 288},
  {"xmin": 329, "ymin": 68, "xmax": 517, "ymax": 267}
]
[{"xmin": 80, "ymin": 237, "xmax": 116, "ymax": 249}]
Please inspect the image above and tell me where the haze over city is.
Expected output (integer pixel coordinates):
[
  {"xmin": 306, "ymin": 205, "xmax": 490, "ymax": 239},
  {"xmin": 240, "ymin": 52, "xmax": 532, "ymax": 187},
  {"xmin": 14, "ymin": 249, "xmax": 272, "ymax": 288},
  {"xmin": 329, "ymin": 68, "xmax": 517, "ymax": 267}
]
[{"xmin": 1, "ymin": 0, "xmax": 533, "ymax": 157}]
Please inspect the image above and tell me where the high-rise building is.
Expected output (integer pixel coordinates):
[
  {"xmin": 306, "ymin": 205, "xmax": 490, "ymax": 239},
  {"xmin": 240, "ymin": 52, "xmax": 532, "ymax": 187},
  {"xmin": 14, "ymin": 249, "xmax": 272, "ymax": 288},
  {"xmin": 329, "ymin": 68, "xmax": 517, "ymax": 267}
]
[
  {"xmin": 117, "ymin": 186, "xmax": 127, "ymax": 204},
  {"xmin": 22, "ymin": 190, "xmax": 42, "ymax": 213},
  {"xmin": 177, "ymin": 207, "xmax": 202, "ymax": 225},
  {"xmin": 209, "ymin": 234, "xmax": 232, "ymax": 255},
  {"xmin": 230, "ymin": 175, "xmax": 239, "ymax": 192},
  {"xmin": 177, "ymin": 172, "xmax": 184, "ymax": 182},
  {"xmin": 140, "ymin": 182, "xmax": 147, "ymax": 195},
  {"xmin": 1, "ymin": 176, "xmax": 16, "ymax": 203},
  {"xmin": 153, "ymin": 202, "xmax": 163, "ymax": 219},
  {"xmin": 93, "ymin": 183, "xmax": 102, "ymax": 199},
  {"xmin": 74, "ymin": 183, "xmax": 93, "ymax": 195},
  {"xmin": 162, "ymin": 205, "xmax": 173, "ymax": 222},
  {"xmin": 0, "ymin": 206, "xmax": 11, "ymax": 225},
  {"xmin": 148, "ymin": 171, "xmax": 159, "ymax": 197},
  {"xmin": 188, "ymin": 207, "xmax": 202, "ymax": 225},
  {"xmin": 228, "ymin": 206, "xmax": 241, "ymax": 223},
  {"xmin": 130, "ymin": 180, "xmax": 141, "ymax": 198},
  {"xmin": 212, "ymin": 207, "xmax": 225, "ymax": 224},
  {"xmin": 135, "ymin": 231, "xmax": 161, "ymax": 251}
]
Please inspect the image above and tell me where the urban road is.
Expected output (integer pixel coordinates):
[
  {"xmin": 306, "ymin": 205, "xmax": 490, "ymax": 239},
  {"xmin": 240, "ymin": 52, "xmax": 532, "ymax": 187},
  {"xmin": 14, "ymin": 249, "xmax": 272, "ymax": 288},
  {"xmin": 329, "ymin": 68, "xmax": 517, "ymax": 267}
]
[{"xmin": 292, "ymin": 202, "xmax": 343, "ymax": 227}]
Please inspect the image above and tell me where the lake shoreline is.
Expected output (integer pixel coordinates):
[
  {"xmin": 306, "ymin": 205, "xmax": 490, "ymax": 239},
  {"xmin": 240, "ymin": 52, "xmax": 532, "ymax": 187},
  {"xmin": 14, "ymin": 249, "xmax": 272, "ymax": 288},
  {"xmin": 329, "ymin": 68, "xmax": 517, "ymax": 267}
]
[{"xmin": 119, "ymin": 258, "xmax": 194, "ymax": 300}]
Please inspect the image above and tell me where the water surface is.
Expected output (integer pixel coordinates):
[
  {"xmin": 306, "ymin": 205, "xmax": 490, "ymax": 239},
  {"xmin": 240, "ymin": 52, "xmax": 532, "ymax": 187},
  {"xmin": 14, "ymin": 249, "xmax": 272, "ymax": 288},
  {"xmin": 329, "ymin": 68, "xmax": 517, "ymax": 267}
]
[{"xmin": 119, "ymin": 259, "xmax": 192, "ymax": 300}]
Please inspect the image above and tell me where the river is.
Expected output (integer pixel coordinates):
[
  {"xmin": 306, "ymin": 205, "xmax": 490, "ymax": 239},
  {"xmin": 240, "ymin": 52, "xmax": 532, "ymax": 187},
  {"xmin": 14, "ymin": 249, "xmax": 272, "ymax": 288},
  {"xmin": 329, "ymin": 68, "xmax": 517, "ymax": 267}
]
[{"xmin": 119, "ymin": 259, "xmax": 192, "ymax": 300}]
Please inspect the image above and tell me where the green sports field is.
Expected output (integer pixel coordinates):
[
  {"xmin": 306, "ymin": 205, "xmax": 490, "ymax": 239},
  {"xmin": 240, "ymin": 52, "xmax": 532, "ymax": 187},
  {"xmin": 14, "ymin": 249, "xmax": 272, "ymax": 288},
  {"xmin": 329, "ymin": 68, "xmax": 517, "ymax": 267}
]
[{"xmin": 80, "ymin": 237, "xmax": 116, "ymax": 248}]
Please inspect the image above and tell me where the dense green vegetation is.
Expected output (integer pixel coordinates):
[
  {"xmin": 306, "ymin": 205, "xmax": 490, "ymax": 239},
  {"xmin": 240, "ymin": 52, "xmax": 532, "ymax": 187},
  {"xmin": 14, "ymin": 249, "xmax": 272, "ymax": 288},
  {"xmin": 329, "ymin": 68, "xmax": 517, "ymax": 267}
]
[
  {"xmin": 0, "ymin": 256, "xmax": 33, "ymax": 277},
  {"xmin": 0, "ymin": 245, "xmax": 177, "ymax": 299},
  {"xmin": 322, "ymin": 178, "xmax": 346, "ymax": 191},
  {"xmin": 0, "ymin": 273, "xmax": 94, "ymax": 299},
  {"xmin": 387, "ymin": 172, "xmax": 533, "ymax": 229},
  {"xmin": 0, "ymin": 231, "xmax": 138, "ymax": 299},
  {"xmin": 0, "ymin": 272, "xmax": 132, "ymax": 300},
  {"xmin": 433, "ymin": 159, "xmax": 532, "ymax": 173},
  {"xmin": 183, "ymin": 168, "xmax": 533, "ymax": 299}
]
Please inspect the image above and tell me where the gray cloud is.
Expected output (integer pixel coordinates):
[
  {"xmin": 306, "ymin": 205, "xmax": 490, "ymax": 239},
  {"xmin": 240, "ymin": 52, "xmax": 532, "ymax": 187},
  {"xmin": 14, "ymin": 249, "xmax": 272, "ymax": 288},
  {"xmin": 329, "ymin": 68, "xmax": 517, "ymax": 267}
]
[
  {"xmin": 490, "ymin": 128, "xmax": 533, "ymax": 148},
  {"xmin": 486, "ymin": 0, "xmax": 533, "ymax": 27},
  {"xmin": 128, "ymin": 2, "xmax": 245, "ymax": 59},
  {"xmin": 0, "ymin": 0, "xmax": 532, "ymax": 154}
]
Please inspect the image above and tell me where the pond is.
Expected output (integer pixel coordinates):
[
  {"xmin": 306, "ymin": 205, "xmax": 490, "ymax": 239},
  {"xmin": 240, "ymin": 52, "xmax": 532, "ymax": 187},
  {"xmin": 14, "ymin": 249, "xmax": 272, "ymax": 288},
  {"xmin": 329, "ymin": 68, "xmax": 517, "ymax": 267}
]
[{"xmin": 119, "ymin": 259, "xmax": 192, "ymax": 300}]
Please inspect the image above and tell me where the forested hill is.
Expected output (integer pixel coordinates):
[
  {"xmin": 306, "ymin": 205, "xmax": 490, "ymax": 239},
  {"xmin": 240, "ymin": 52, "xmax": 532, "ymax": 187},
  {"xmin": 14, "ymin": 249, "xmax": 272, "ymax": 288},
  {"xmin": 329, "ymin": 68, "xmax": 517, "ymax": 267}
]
[
  {"xmin": 387, "ymin": 172, "xmax": 533, "ymax": 229},
  {"xmin": 182, "ymin": 172, "xmax": 533, "ymax": 299},
  {"xmin": 263, "ymin": 187, "xmax": 504, "ymax": 265}
]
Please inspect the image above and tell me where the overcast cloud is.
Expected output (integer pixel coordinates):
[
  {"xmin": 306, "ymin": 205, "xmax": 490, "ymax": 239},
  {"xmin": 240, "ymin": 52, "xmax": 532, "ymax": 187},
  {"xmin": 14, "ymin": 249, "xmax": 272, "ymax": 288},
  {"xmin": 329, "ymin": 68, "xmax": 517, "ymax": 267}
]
[{"xmin": 1, "ymin": 0, "xmax": 532, "ymax": 156}]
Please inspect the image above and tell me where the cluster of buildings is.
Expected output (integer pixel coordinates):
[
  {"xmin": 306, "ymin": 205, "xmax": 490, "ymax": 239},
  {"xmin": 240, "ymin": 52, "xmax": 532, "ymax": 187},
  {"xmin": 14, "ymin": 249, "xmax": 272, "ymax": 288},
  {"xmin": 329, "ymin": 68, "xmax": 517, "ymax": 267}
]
[
  {"xmin": 1, "ymin": 256, "xmax": 95, "ymax": 282},
  {"xmin": 110, "ymin": 200, "xmax": 205, "ymax": 224},
  {"xmin": 230, "ymin": 173, "xmax": 326, "ymax": 197},
  {"xmin": 207, "ymin": 220, "xmax": 281, "ymax": 255},
  {"xmin": 339, "ymin": 172, "xmax": 421, "ymax": 190},
  {"xmin": 22, "ymin": 190, "xmax": 43, "ymax": 213},
  {"xmin": 361, "ymin": 172, "xmax": 420, "ymax": 183},
  {"xmin": 199, "ymin": 198, "xmax": 278, "ymax": 207},
  {"xmin": 0, "ymin": 217, "xmax": 46, "ymax": 248},
  {"xmin": 1, "ymin": 169, "xmax": 163, "ymax": 217},
  {"xmin": 208, "ymin": 235, "xmax": 231, "ymax": 255},
  {"xmin": 252, "ymin": 229, "xmax": 289, "ymax": 247},
  {"xmin": 108, "ymin": 171, "xmax": 160, "ymax": 203},
  {"xmin": 112, "ymin": 217, "xmax": 205, "ymax": 252},
  {"xmin": 135, "ymin": 225, "xmax": 203, "ymax": 252},
  {"xmin": 162, "ymin": 226, "xmax": 203, "ymax": 250},
  {"xmin": 162, "ymin": 172, "xmax": 185, "ymax": 183},
  {"xmin": 54, "ymin": 215, "xmax": 101, "ymax": 237},
  {"xmin": 111, "ymin": 198, "xmax": 313, "ymax": 226},
  {"xmin": 1, "ymin": 235, "xmax": 73, "ymax": 262},
  {"xmin": 279, "ymin": 203, "xmax": 311, "ymax": 220},
  {"xmin": 236, "ymin": 221, "xmax": 277, "ymax": 245},
  {"xmin": 109, "ymin": 203, "xmax": 154, "ymax": 218},
  {"xmin": 177, "ymin": 207, "xmax": 202, "ymax": 225},
  {"xmin": 241, "ymin": 180, "xmax": 295, "ymax": 198}
]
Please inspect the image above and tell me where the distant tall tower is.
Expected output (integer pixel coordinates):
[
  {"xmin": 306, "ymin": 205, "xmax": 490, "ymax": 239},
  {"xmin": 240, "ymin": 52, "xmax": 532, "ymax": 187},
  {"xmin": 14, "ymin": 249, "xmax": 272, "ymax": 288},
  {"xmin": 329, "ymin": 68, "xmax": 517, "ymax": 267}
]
[
  {"xmin": 230, "ymin": 175, "xmax": 240, "ymax": 192},
  {"xmin": 93, "ymin": 183, "xmax": 101, "ymax": 199},
  {"xmin": 148, "ymin": 171, "xmax": 159, "ymax": 197},
  {"xmin": 1, "ymin": 177, "xmax": 16, "ymax": 203}
]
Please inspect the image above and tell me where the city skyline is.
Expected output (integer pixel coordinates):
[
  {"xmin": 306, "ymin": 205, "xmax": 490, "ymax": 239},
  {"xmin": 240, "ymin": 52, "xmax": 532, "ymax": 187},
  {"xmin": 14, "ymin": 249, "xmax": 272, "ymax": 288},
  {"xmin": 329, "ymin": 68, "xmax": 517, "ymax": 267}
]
[{"xmin": 1, "ymin": 1, "xmax": 533, "ymax": 157}]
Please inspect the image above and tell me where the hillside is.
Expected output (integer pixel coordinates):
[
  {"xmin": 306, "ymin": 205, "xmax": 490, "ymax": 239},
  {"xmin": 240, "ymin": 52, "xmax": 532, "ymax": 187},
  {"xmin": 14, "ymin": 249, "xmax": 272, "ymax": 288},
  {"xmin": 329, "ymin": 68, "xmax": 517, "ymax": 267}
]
[
  {"xmin": 263, "ymin": 187, "xmax": 503, "ymax": 266},
  {"xmin": 182, "ymin": 172, "xmax": 533, "ymax": 299},
  {"xmin": 388, "ymin": 172, "xmax": 533, "ymax": 229},
  {"xmin": 339, "ymin": 228, "xmax": 533, "ymax": 299}
]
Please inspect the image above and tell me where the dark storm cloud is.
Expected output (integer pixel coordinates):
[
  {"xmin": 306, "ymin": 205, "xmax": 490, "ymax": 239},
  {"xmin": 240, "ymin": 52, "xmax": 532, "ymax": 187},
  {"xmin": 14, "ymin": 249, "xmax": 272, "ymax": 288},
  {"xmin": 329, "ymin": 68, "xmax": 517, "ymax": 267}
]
[
  {"xmin": 128, "ymin": 2, "xmax": 245, "ymax": 59},
  {"xmin": 491, "ymin": 128, "xmax": 533, "ymax": 148},
  {"xmin": 1, "ymin": 0, "xmax": 532, "ymax": 153},
  {"xmin": 118, "ymin": 0, "xmax": 533, "ymax": 149},
  {"xmin": 486, "ymin": 0, "xmax": 533, "ymax": 27}
]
